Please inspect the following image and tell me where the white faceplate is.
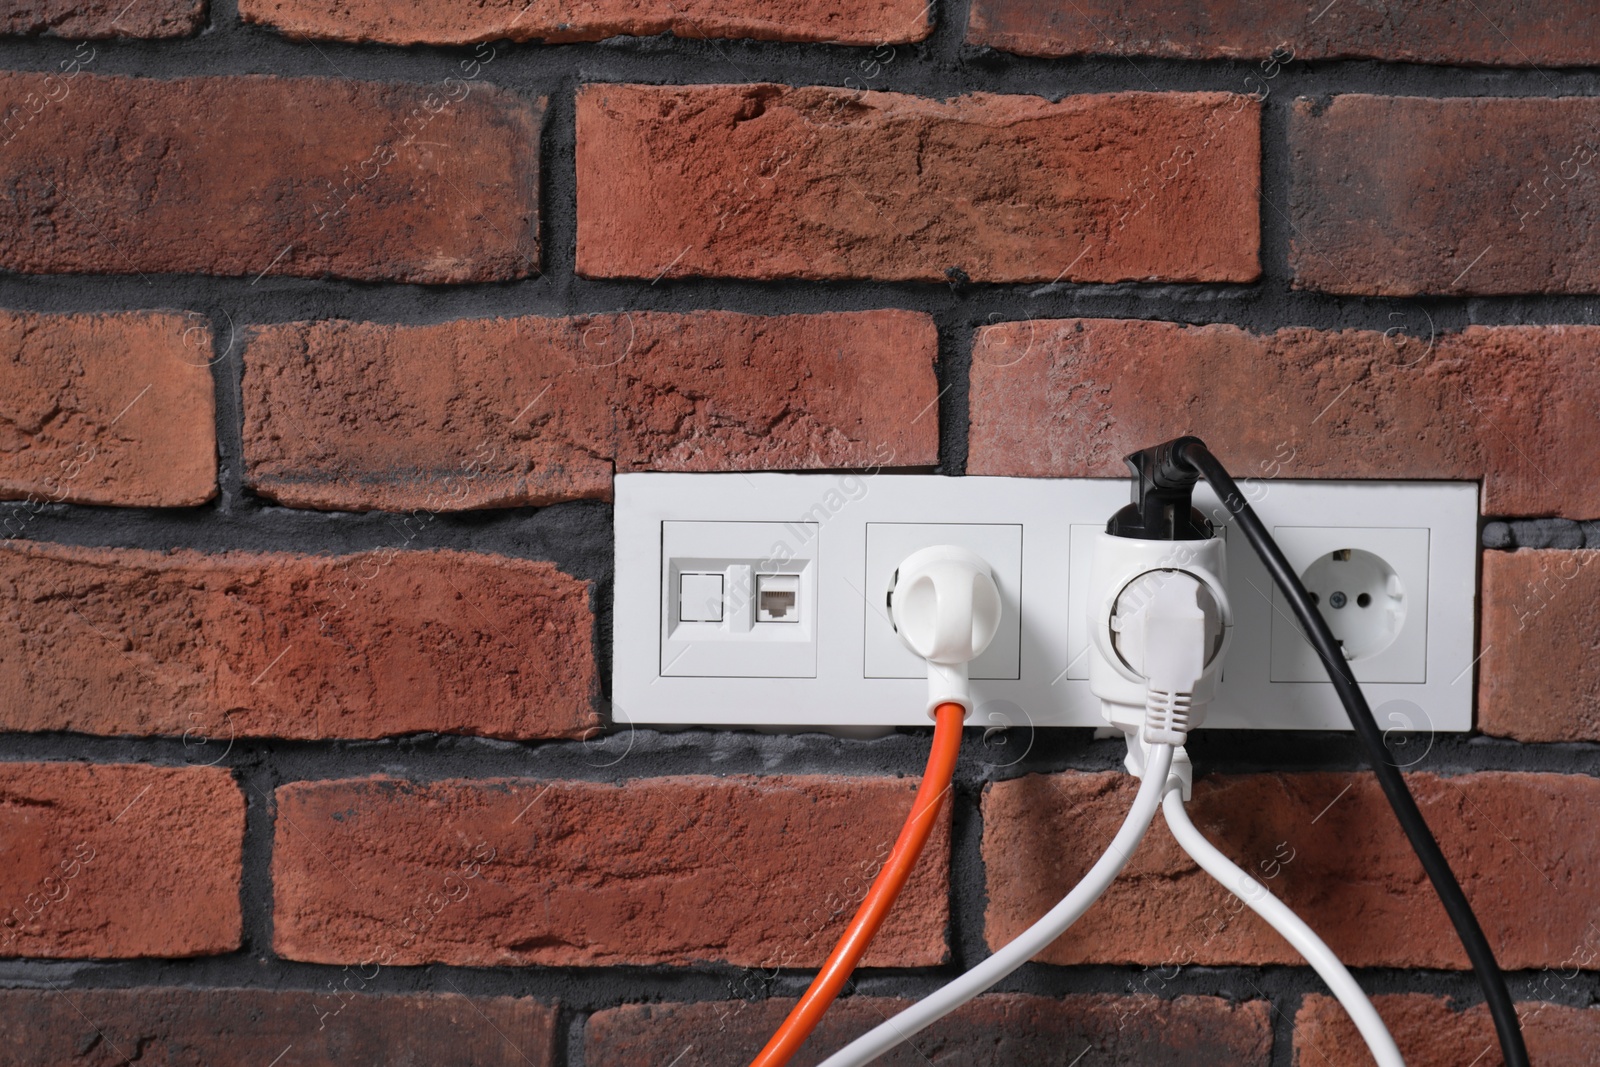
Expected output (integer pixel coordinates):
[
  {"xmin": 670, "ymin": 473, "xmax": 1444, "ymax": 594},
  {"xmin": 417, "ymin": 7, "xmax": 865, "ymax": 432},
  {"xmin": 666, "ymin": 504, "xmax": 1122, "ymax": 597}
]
[{"xmin": 613, "ymin": 473, "xmax": 1479, "ymax": 732}]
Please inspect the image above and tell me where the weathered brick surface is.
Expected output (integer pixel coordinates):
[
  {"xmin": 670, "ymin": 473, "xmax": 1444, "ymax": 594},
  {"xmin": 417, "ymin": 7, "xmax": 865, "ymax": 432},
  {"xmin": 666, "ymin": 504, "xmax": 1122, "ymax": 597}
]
[
  {"xmin": 587, "ymin": 993, "xmax": 1272, "ymax": 1065},
  {"xmin": 983, "ymin": 770, "xmax": 1600, "ymax": 969},
  {"xmin": 968, "ymin": 1, "xmax": 1600, "ymax": 66},
  {"xmin": 1290, "ymin": 95, "xmax": 1600, "ymax": 295},
  {"xmin": 1296, "ymin": 993, "xmax": 1600, "ymax": 1067},
  {"xmin": 272, "ymin": 775, "xmax": 949, "ymax": 968},
  {"xmin": 577, "ymin": 84, "xmax": 1259, "ymax": 283},
  {"xmin": 241, "ymin": 0, "xmax": 931, "ymax": 46},
  {"xmin": 0, "ymin": 310, "xmax": 216, "ymax": 509},
  {"xmin": 968, "ymin": 318, "xmax": 1600, "ymax": 516},
  {"xmin": 241, "ymin": 311, "xmax": 936, "ymax": 511},
  {"xmin": 0, "ymin": 541, "xmax": 596, "ymax": 740},
  {"xmin": 0, "ymin": 988, "xmax": 557, "ymax": 1065},
  {"xmin": 1, "ymin": 0, "xmax": 203, "ymax": 37},
  {"xmin": 1480, "ymin": 549, "xmax": 1600, "ymax": 742},
  {"xmin": 0, "ymin": 73, "xmax": 540, "ymax": 283},
  {"xmin": 0, "ymin": 763, "xmax": 242, "ymax": 958}
]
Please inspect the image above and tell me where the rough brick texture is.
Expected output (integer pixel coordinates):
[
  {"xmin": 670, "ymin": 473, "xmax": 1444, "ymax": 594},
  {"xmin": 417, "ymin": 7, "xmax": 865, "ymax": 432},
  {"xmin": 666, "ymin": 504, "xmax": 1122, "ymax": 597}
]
[
  {"xmin": 968, "ymin": 1, "xmax": 1600, "ymax": 66},
  {"xmin": 587, "ymin": 994, "xmax": 1272, "ymax": 1066},
  {"xmin": 242, "ymin": 311, "xmax": 936, "ymax": 511},
  {"xmin": 0, "ymin": 541, "xmax": 596, "ymax": 740},
  {"xmin": 983, "ymin": 770, "xmax": 1599, "ymax": 969},
  {"xmin": 241, "ymin": 0, "xmax": 931, "ymax": 46},
  {"xmin": 968, "ymin": 318, "xmax": 1600, "ymax": 516},
  {"xmin": 272, "ymin": 775, "xmax": 949, "ymax": 967},
  {"xmin": 0, "ymin": 988, "xmax": 557, "ymax": 1065},
  {"xmin": 1480, "ymin": 549, "xmax": 1600, "ymax": 742},
  {"xmin": 0, "ymin": 73, "xmax": 540, "ymax": 283},
  {"xmin": 0, "ymin": 763, "xmax": 242, "ymax": 958},
  {"xmin": 1, "ymin": 0, "xmax": 202, "ymax": 37},
  {"xmin": 0, "ymin": 310, "xmax": 215, "ymax": 509},
  {"xmin": 1290, "ymin": 95, "xmax": 1600, "ymax": 295},
  {"xmin": 1296, "ymin": 994, "xmax": 1600, "ymax": 1067},
  {"xmin": 577, "ymin": 84, "xmax": 1259, "ymax": 283}
]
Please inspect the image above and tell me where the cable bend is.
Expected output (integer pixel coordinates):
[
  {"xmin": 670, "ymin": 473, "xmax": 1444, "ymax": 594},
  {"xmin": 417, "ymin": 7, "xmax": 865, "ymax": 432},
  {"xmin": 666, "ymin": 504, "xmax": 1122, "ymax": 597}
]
[
  {"xmin": 1160, "ymin": 778, "xmax": 1405, "ymax": 1067},
  {"xmin": 746, "ymin": 701, "xmax": 966, "ymax": 1067},
  {"xmin": 815, "ymin": 742, "xmax": 1176, "ymax": 1067}
]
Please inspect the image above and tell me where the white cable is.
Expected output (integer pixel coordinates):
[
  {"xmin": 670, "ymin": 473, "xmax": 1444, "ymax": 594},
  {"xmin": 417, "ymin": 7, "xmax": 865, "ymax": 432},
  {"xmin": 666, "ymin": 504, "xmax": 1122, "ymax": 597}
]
[
  {"xmin": 1160, "ymin": 778, "xmax": 1405, "ymax": 1067},
  {"xmin": 817, "ymin": 742, "xmax": 1175, "ymax": 1067}
]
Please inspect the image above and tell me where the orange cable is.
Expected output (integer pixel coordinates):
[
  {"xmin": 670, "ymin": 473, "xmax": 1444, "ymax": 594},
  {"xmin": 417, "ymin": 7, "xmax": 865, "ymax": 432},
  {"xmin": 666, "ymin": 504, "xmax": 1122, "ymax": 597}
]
[{"xmin": 747, "ymin": 701, "xmax": 966, "ymax": 1067}]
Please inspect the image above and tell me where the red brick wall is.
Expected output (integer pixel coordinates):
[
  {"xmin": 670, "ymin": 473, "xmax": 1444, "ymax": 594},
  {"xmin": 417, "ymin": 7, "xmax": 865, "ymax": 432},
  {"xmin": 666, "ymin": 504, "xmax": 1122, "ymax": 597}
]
[{"xmin": 1, "ymin": 4, "xmax": 1596, "ymax": 1065}]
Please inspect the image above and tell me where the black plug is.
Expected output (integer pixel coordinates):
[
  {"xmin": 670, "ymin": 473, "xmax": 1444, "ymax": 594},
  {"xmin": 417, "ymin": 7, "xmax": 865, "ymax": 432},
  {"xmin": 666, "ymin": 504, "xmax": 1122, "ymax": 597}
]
[{"xmin": 1106, "ymin": 435, "xmax": 1213, "ymax": 540}]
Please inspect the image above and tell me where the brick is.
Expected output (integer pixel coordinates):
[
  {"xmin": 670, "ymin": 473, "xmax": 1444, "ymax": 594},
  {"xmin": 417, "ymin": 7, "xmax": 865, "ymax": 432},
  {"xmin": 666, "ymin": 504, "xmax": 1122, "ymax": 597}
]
[
  {"xmin": 982, "ymin": 770, "xmax": 1600, "ymax": 969},
  {"xmin": 968, "ymin": 318, "xmax": 1600, "ymax": 517},
  {"xmin": 0, "ymin": 310, "xmax": 215, "ymax": 509},
  {"xmin": 968, "ymin": 1, "xmax": 1600, "ymax": 66},
  {"xmin": 1290, "ymin": 95, "xmax": 1600, "ymax": 295},
  {"xmin": 241, "ymin": 311, "xmax": 936, "ymax": 510},
  {"xmin": 577, "ymin": 84, "xmax": 1259, "ymax": 283},
  {"xmin": 1296, "ymin": 993, "xmax": 1600, "ymax": 1067},
  {"xmin": 271, "ymin": 775, "xmax": 949, "ymax": 967},
  {"xmin": 0, "ymin": 988, "xmax": 557, "ymax": 1065},
  {"xmin": 240, "ymin": 0, "xmax": 930, "ymax": 46},
  {"xmin": 0, "ymin": 73, "xmax": 540, "ymax": 283},
  {"xmin": 0, "ymin": 541, "xmax": 596, "ymax": 740},
  {"xmin": 586, "ymin": 993, "xmax": 1271, "ymax": 1065},
  {"xmin": 1480, "ymin": 549, "xmax": 1600, "ymax": 743},
  {"xmin": 1, "ymin": 0, "xmax": 202, "ymax": 37},
  {"xmin": 0, "ymin": 762, "xmax": 241, "ymax": 958}
]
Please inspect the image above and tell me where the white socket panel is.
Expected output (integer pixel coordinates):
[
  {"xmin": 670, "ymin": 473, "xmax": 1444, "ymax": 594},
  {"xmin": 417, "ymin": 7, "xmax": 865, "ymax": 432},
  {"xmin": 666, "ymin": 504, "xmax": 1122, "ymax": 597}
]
[{"xmin": 614, "ymin": 473, "xmax": 1479, "ymax": 732}]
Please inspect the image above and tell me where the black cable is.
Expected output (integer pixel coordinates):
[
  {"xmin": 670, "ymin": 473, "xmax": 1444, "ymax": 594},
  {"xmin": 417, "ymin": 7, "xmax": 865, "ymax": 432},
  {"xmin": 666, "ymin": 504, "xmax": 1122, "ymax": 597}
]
[{"xmin": 1174, "ymin": 437, "xmax": 1530, "ymax": 1067}]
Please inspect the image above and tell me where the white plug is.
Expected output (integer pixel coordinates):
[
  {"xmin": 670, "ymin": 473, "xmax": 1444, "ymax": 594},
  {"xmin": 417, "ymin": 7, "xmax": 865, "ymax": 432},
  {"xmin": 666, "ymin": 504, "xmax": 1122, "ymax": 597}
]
[
  {"xmin": 1087, "ymin": 532, "xmax": 1231, "ymax": 744},
  {"xmin": 888, "ymin": 545, "xmax": 1002, "ymax": 719}
]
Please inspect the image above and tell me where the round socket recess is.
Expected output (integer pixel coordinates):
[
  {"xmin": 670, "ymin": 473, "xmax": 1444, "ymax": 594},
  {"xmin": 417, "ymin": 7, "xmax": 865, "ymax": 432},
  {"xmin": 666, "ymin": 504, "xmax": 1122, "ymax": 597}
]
[
  {"xmin": 1269, "ymin": 525, "xmax": 1430, "ymax": 684},
  {"xmin": 1301, "ymin": 547, "xmax": 1407, "ymax": 660}
]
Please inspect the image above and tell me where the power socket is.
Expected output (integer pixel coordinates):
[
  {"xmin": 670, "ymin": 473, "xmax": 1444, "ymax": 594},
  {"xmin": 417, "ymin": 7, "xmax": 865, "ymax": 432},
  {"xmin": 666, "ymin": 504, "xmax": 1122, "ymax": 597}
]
[
  {"xmin": 1268, "ymin": 526, "xmax": 1429, "ymax": 683},
  {"xmin": 613, "ymin": 473, "xmax": 1478, "ymax": 731},
  {"xmin": 1216, "ymin": 481, "xmax": 1474, "ymax": 731}
]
